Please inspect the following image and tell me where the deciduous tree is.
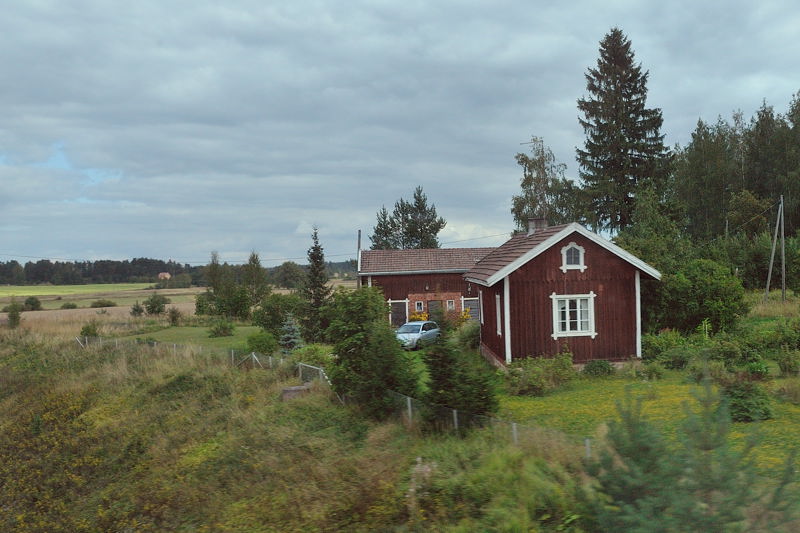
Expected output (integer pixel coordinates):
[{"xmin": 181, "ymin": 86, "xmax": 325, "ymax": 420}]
[{"xmin": 512, "ymin": 136, "xmax": 583, "ymax": 230}]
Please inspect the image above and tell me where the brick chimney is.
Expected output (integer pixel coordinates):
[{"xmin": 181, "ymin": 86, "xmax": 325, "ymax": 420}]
[{"xmin": 527, "ymin": 217, "xmax": 547, "ymax": 236}]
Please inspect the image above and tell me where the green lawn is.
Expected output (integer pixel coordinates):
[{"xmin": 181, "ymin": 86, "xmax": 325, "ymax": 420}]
[
  {"xmin": 0, "ymin": 283, "xmax": 152, "ymax": 297},
  {"xmin": 499, "ymin": 372, "xmax": 800, "ymax": 476},
  {"xmin": 118, "ymin": 325, "xmax": 262, "ymax": 352}
]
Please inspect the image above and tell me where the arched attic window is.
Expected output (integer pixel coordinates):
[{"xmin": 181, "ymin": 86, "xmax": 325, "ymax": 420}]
[{"xmin": 560, "ymin": 242, "xmax": 586, "ymax": 273}]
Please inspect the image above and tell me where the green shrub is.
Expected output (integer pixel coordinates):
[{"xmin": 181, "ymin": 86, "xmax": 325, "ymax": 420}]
[
  {"xmin": 209, "ymin": 320, "xmax": 235, "ymax": 338},
  {"xmin": 167, "ymin": 307, "xmax": 182, "ymax": 326},
  {"xmin": 774, "ymin": 348, "xmax": 800, "ymax": 376},
  {"xmin": 704, "ymin": 338, "xmax": 742, "ymax": 368},
  {"xmin": 23, "ymin": 296, "xmax": 42, "ymax": 311},
  {"xmin": 144, "ymin": 292, "xmax": 170, "ymax": 315},
  {"xmin": 774, "ymin": 377, "xmax": 800, "ymax": 404},
  {"xmin": 6, "ymin": 300, "xmax": 21, "ymax": 329},
  {"xmin": 79, "ymin": 321, "xmax": 100, "ymax": 338},
  {"xmin": 424, "ymin": 339, "xmax": 499, "ymax": 418},
  {"xmin": 742, "ymin": 360, "xmax": 770, "ymax": 380},
  {"xmin": 660, "ymin": 259, "xmax": 748, "ymax": 333},
  {"xmin": 90, "ymin": 299, "xmax": 117, "ymax": 308},
  {"xmin": 639, "ymin": 361, "xmax": 664, "ymax": 380},
  {"xmin": 506, "ymin": 353, "xmax": 577, "ymax": 396},
  {"xmin": 722, "ymin": 380, "xmax": 772, "ymax": 422},
  {"xmin": 774, "ymin": 318, "xmax": 800, "ymax": 350},
  {"xmin": 583, "ymin": 359, "xmax": 614, "ymax": 377},
  {"xmin": 291, "ymin": 344, "xmax": 334, "ymax": 367},
  {"xmin": 641, "ymin": 329, "xmax": 686, "ymax": 360},
  {"xmin": 686, "ymin": 359, "xmax": 730, "ymax": 384},
  {"xmin": 60, "ymin": 302, "xmax": 78, "ymax": 310},
  {"xmin": 656, "ymin": 346, "xmax": 695, "ymax": 370},
  {"xmin": 130, "ymin": 301, "xmax": 144, "ymax": 317},
  {"xmin": 453, "ymin": 320, "xmax": 481, "ymax": 350},
  {"xmin": 194, "ymin": 291, "xmax": 215, "ymax": 315},
  {"xmin": 246, "ymin": 330, "xmax": 278, "ymax": 355}
]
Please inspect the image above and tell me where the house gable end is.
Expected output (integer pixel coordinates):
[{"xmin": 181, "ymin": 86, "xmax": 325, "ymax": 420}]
[{"xmin": 472, "ymin": 223, "xmax": 660, "ymax": 287}]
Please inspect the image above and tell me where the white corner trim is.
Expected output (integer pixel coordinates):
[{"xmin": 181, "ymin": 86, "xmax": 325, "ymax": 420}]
[{"xmin": 504, "ymin": 277, "xmax": 512, "ymax": 364}]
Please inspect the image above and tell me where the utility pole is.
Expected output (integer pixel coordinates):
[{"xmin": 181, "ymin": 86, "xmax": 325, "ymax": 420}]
[{"xmin": 764, "ymin": 196, "xmax": 786, "ymax": 302}]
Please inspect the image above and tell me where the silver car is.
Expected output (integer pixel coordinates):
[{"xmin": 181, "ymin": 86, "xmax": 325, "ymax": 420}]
[{"xmin": 395, "ymin": 321, "xmax": 440, "ymax": 349}]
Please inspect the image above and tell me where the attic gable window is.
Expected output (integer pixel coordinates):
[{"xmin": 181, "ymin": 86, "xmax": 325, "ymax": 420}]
[
  {"xmin": 550, "ymin": 292, "xmax": 597, "ymax": 339},
  {"xmin": 560, "ymin": 242, "xmax": 586, "ymax": 273}
]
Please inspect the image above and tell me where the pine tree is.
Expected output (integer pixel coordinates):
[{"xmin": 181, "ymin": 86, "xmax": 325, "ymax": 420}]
[
  {"xmin": 369, "ymin": 186, "xmax": 446, "ymax": 249},
  {"xmin": 577, "ymin": 27, "xmax": 670, "ymax": 233},
  {"xmin": 300, "ymin": 227, "xmax": 332, "ymax": 343}
]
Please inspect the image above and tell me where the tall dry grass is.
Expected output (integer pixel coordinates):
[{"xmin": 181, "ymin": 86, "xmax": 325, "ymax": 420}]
[{"xmin": 746, "ymin": 290, "xmax": 800, "ymax": 319}]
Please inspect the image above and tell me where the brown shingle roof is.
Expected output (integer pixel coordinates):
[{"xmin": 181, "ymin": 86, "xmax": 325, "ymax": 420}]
[
  {"xmin": 464, "ymin": 224, "xmax": 570, "ymax": 284},
  {"xmin": 360, "ymin": 247, "xmax": 495, "ymax": 275}
]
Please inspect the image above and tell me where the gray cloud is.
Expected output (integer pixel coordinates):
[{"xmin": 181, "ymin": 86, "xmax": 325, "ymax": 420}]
[{"xmin": 0, "ymin": 0, "xmax": 798, "ymax": 266}]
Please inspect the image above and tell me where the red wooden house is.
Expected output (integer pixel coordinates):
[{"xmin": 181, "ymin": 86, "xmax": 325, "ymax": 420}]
[
  {"xmin": 358, "ymin": 248, "xmax": 493, "ymax": 326},
  {"xmin": 463, "ymin": 220, "xmax": 660, "ymax": 365}
]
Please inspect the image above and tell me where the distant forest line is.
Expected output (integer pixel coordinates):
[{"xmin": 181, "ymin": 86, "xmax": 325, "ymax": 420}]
[{"xmin": 0, "ymin": 258, "xmax": 357, "ymax": 288}]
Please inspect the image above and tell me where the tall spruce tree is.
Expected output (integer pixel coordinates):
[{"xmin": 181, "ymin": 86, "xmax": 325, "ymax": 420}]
[
  {"xmin": 369, "ymin": 186, "xmax": 446, "ymax": 249},
  {"xmin": 577, "ymin": 28, "xmax": 670, "ymax": 233},
  {"xmin": 300, "ymin": 227, "xmax": 332, "ymax": 342}
]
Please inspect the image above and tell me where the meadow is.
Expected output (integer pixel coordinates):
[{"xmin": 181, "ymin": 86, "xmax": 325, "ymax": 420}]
[{"xmin": 1, "ymin": 285, "xmax": 799, "ymax": 529}]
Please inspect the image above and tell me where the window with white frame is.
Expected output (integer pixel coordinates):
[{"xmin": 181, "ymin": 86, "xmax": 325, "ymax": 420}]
[
  {"xmin": 446, "ymin": 299, "xmax": 455, "ymax": 311},
  {"xmin": 495, "ymin": 294, "xmax": 502, "ymax": 336},
  {"xmin": 415, "ymin": 301, "xmax": 424, "ymax": 312},
  {"xmin": 560, "ymin": 242, "xmax": 586, "ymax": 273},
  {"xmin": 550, "ymin": 292, "xmax": 596, "ymax": 339}
]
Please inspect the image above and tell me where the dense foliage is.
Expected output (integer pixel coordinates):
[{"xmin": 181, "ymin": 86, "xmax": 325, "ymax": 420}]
[
  {"xmin": 576, "ymin": 27, "xmax": 671, "ymax": 232},
  {"xmin": 325, "ymin": 287, "xmax": 420, "ymax": 418},
  {"xmin": 370, "ymin": 186, "xmax": 446, "ymax": 249},
  {"xmin": 299, "ymin": 227, "xmax": 332, "ymax": 343}
]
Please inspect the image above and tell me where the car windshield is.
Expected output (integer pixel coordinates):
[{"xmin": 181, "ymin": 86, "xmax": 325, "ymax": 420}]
[{"xmin": 397, "ymin": 324, "xmax": 422, "ymax": 333}]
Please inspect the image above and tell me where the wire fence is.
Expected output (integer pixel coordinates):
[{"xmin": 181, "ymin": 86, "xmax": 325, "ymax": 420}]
[{"xmin": 76, "ymin": 335, "xmax": 592, "ymax": 456}]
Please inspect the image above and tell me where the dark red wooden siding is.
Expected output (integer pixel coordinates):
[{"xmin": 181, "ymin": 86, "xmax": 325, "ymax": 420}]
[
  {"xmin": 478, "ymin": 285, "xmax": 505, "ymax": 362},
  {"xmin": 362, "ymin": 273, "xmax": 477, "ymax": 301},
  {"xmin": 484, "ymin": 233, "xmax": 639, "ymax": 364}
]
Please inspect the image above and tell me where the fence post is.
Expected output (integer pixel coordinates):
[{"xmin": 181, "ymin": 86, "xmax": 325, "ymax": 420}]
[
  {"xmin": 406, "ymin": 396, "xmax": 413, "ymax": 424},
  {"xmin": 512, "ymin": 422, "xmax": 518, "ymax": 445},
  {"xmin": 452, "ymin": 409, "xmax": 458, "ymax": 431},
  {"xmin": 584, "ymin": 438, "xmax": 592, "ymax": 459}
]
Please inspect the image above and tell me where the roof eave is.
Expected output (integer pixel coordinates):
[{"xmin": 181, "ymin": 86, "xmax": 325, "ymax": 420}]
[{"xmin": 359, "ymin": 268, "xmax": 470, "ymax": 276}]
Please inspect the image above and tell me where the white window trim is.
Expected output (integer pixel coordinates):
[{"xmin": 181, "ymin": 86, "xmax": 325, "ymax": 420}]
[
  {"xmin": 550, "ymin": 292, "xmax": 597, "ymax": 339},
  {"xmin": 446, "ymin": 299, "xmax": 455, "ymax": 311},
  {"xmin": 414, "ymin": 301, "xmax": 424, "ymax": 312},
  {"xmin": 495, "ymin": 294, "xmax": 502, "ymax": 336},
  {"xmin": 560, "ymin": 242, "xmax": 587, "ymax": 273}
]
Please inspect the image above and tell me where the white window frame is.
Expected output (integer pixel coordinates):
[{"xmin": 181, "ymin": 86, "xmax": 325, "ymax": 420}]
[
  {"xmin": 550, "ymin": 292, "xmax": 596, "ymax": 339},
  {"xmin": 495, "ymin": 294, "xmax": 502, "ymax": 336},
  {"xmin": 415, "ymin": 301, "xmax": 424, "ymax": 313},
  {"xmin": 560, "ymin": 242, "xmax": 587, "ymax": 273},
  {"xmin": 446, "ymin": 299, "xmax": 455, "ymax": 311}
]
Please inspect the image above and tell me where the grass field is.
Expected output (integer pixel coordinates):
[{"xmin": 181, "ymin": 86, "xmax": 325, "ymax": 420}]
[
  {"xmin": 0, "ymin": 283, "xmax": 153, "ymax": 298},
  {"xmin": 117, "ymin": 325, "xmax": 262, "ymax": 352}
]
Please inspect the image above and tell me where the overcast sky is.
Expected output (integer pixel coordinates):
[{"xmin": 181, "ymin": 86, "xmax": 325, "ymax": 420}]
[{"xmin": 1, "ymin": 1, "xmax": 798, "ymax": 267}]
